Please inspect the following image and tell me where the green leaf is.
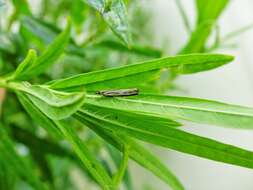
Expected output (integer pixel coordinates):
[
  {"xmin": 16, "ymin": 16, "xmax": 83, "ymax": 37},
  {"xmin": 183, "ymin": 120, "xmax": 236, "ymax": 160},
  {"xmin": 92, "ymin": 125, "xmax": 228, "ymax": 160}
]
[
  {"xmin": 21, "ymin": 16, "xmax": 84, "ymax": 57},
  {"xmin": 112, "ymin": 147, "xmax": 129, "ymax": 187},
  {"xmin": 0, "ymin": 125, "xmax": 48, "ymax": 190},
  {"xmin": 49, "ymin": 53, "xmax": 234, "ymax": 91},
  {"xmin": 74, "ymin": 113, "xmax": 184, "ymax": 190},
  {"xmin": 17, "ymin": 19, "xmax": 71, "ymax": 80},
  {"xmin": 17, "ymin": 83, "xmax": 85, "ymax": 120},
  {"xmin": 180, "ymin": 0, "xmax": 230, "ymax": 54},
  {"xmin": 79, "ymin": 105, "xmax": 253, "ymax": 169},
  {"xmin": 0, "ymin": 33, "xmax": 16, "ymax": 54},
  {"xmin": 17, "ymin": 92, "xmax": 62, "ymax": 139},
  {"xmin": 18, "ymin": 93, "xmax": 114, "ymax": 190},
  {"xmin": 85, "ymin": 0, "xmax": 130, "ymax": 45},
  {"xmin": 11, "ymin": 0, "xmax": 32, "ymax": 16},
  {"xmin": 83, "ymin": 104, "xmax": 182, "ymax": 129},
  {"xmin": 70, "ymin": 0, "xmax": 87, "ymax": 30},
  {"xmin": 179, "ymin": 21, "xmax": 213, "ymax": 54},
  {"xmin": 94, "ymin": 39, "xmax": 162, "ymax": 57},
  {"xmin": 11, "ymin": 49, "xmax": 37, "ymax": 80},
  {"xmin": 196, "ymin": 0, "xmax": 229, "ymax": 24},
  {"xmin": 85, "ymin": 94, "xmax": 253, "ymax": 129},
  {"xmin": 54, "ymin": 120, "xmax": 114, "ymax": 190},
  {"xmin": 106, "ymin": 144, "xmax": 133, "ymax": 190},
  {"xmin": 10, "ymin": 125, "xmax": 73, "ymax": 161}
]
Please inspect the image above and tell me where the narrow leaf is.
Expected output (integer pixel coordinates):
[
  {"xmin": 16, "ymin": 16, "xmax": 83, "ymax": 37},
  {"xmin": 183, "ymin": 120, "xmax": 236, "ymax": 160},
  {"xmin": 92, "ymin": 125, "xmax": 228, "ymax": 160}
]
[
  {"xmin": 179, "ymin": 21, "xmax": 213, "ymax": 54},
  {"xmin": 21, "ymin": 16, "xmax": 84, "ymax": 57},
  {"xmin": 94, "ymin": 39, "xmax": 162, "ymax": 57},
  {"xmin": 17, "ymin": 19, "xmax": 71, "ymax": 80},
  {"xmin": 54, "ymin": 120, "xmax": 114, "ymax": 190},
  {"xmin": 0, "ymin": 125, "xmax": 48, "ymax": 190},
  {"xmin": 196, "ymin": 0, "xmax": 229, "ymax": 24},
  {"xmin": 17, "ymin": 83, "xmax": 85, "ymax": 120},
  {"xmin": 180, "ymin": 0, "xmax": 230, "ymax": 54},
  {"xmin": 17, "ymin": 92, "xmax": 62, "ymax": 139},
  {"xmin": 75, "ymin": 113, "xmax": 184, "ymax": 190},
  {"xmin": 79, "ymin": 105, "xmax": 253, "ymax": 169},
  {"xmin": 50, "ymin": 53, "xmax": 233, "ymax": 91},
  {"xmin": 18, "ymin": 93, "xmax": 114, "ymax": 189},
  {"xmin": 11, "ymin": 49, "xmax": 37, "ymax": 80},
  {"xmin": 85, "ymin": 94, "xmax": 253, "ymax": 129}
]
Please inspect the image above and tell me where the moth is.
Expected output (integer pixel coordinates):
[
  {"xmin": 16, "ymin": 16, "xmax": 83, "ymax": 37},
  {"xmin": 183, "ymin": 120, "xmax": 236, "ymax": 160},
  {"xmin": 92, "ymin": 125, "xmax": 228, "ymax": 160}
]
[{"xmin": 96, "ymin": 88, "xmax": 139, "ymax": 97}]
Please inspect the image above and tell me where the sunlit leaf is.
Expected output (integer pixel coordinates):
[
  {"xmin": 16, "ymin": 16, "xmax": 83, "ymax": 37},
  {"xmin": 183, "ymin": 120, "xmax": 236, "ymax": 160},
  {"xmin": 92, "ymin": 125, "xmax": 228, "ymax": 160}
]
[
  {"xmin": 75, "ymin": 113, "xmax": 185, "ymax": 190},
  {"xmin": 78, "ymin": 105, "xmax": 253, "ymax": 169},
  {"xmin": 50, "ymin": 53, "xmax": 233, "ymax": 91},
  {"xmin": 85, "ymin": 94, "xmax": 253, "ymax": 129},
  {"xmin": 180, "ymin": 0, "xmax": 230, "ymax": 53}
]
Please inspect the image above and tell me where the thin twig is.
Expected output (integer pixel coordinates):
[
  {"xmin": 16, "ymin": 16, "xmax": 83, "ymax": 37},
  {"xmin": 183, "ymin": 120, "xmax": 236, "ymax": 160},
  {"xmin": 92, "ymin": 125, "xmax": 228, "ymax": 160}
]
[
  {"xmin": 223, "ymin": 22, "xmax": 253, "ymax": 42},
  {"xmin": 174, "ymin": 0, "xmax": 191, "ymax": 34}
]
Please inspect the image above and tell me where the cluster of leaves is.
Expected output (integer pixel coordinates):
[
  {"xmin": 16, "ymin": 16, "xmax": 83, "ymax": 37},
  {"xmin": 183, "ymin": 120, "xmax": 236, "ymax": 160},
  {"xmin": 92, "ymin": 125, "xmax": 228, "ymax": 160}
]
[{"xmin": 1, "ymin": 0, "xmax": 253, "ymax": 190}]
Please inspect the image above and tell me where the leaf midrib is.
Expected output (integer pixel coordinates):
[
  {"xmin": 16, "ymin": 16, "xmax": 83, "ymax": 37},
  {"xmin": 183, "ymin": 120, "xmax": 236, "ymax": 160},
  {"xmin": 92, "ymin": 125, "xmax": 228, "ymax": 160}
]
[
  {"xmin": 86, "ymin": 95, "xmax": 253, "ymax": 119},
  {"xmin": 79, "ymin": 109, "xmax": 253, "ymax": 166}
]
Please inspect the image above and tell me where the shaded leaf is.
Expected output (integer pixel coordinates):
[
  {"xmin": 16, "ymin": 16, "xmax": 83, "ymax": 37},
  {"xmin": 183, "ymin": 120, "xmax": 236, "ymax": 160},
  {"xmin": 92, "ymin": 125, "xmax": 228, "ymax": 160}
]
[
  {"xmin": 21, "ymin": 16, "xmax": 85, "ymax": 57},
  {"xmin": 17, "ymin": 83, "xmax": 85, "ymax": 120},
  {"xmin": 85, "ymin": 0, "xmax": 130, "ymax": 45},
  {"xmin": 94, "ymin": 39, "xmax": 162, "ymax": 57},
  {"xmin": 17, "ymin": 19, "xmax": 71, "ymax": 80},
  {"xmin": 11, "ymin": 0, "xmax": 32, "ymax": 16},
  {"xmin": 54, "ymin": 120, "xmax": 114, "ymax": 190},
  {"xmin": 0, "ymin": 125, "xmax": 48, "ymax": 190}
]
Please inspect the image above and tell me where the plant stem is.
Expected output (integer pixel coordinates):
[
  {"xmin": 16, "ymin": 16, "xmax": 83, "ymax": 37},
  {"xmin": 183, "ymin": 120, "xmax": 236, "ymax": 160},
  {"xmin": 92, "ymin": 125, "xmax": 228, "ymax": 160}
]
[
  {"xmin": 113, "ymin": 146, "xmax": 129, "ymax": 188},
  {"xmin": 0, "ymin": 77, "xmax": 26, "ymax": 92},
  {"xmin": 0, "ymin": 77, "xmax": 7, "ymax": 88}
]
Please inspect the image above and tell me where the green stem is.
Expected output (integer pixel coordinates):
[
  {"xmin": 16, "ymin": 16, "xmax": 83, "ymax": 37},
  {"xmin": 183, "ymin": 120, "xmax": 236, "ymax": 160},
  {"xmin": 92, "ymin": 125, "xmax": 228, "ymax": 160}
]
[
  {"xmin": 0, "ymin": 77, "xmax": 25, "ymax": 92},
  {"xmin": 113, "ymin": 146, "xmax": 129, "ymax": 188},
  {"xmin": 0, "ymin": 78, "xmax": 8, "ymax": 89}
]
